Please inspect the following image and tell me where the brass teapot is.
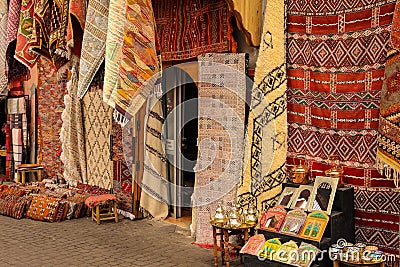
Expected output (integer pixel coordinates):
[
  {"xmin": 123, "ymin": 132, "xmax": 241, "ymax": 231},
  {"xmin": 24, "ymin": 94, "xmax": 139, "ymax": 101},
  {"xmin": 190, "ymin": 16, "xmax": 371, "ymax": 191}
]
[
  {"xmin": 288, "ymin": 153, "xmax": 310, "ymax": 184},
  {"xmin": 227, "ymin": 205, "xmax": 242, "ymax": 228},
  {"xmin": 244, "ymin": 205, "xmax": 259, "ymax": 227},
  {"xmin": 325, "ymin": 155, "xmax": 344, "ymax": 187},
  {"xmin": 211, "ymin": 203, "xmax": 227, "ymax": 225}
]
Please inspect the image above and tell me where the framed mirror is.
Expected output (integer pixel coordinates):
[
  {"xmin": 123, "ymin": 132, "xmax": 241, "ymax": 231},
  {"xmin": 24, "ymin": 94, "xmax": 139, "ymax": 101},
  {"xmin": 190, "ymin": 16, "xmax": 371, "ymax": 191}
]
[
  {"xmin": 259, "ymin": 205, "xmax": 287, "ymax": 232},
  {"xmin": 299, "ymin": 210, "xmax": 329, "ymax": 242},
  {"xmin": 308, "ymin": 176, "xmax": 338, "ymax": 215},
  {"xmin": 290, "ymin": 185, "xmax": 313, "ymax": 210},
  {"xmin": 276, "ymin": 186, "xmax": 298, "ymax": 208},
  {"xmin": 279, "ymin": 208, "xmax": 307, "ymax": 236}
]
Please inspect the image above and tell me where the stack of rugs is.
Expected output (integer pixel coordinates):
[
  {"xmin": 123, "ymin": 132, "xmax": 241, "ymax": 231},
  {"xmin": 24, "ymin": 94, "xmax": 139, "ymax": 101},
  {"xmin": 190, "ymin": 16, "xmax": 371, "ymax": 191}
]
[{"xmin": 0, "ymin": 182, "xmax": 110, "ymax": 222}]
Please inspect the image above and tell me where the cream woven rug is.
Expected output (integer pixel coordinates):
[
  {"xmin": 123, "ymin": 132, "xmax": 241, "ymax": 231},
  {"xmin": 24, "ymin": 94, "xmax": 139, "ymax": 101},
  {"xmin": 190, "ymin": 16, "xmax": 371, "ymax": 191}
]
[
  {"xmin": 83, "ymin": 90, "xmax": 113, "ymax": 189},
  {"xmin": 237, "ymin": 0, "xmax": 287, "ymax": 212}
]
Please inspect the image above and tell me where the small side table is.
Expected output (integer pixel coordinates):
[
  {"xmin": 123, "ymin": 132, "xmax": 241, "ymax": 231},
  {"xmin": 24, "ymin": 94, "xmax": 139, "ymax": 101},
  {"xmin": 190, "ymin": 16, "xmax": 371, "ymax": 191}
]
[
  {"xmin": 333, "ymin": 260, "xmax": 385, "ymax": 267},
  {"xmin": 211, "ymin": 222, "xmax": 254, "ymax": 267},
  {"xmin": 16, "ymin": 164, "xmax": 44, "ymax": 183}
]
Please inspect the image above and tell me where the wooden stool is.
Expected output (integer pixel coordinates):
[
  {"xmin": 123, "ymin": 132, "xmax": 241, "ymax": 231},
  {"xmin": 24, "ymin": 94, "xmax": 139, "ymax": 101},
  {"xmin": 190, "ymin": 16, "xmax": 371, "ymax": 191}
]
[
  {"xmin": 16, "ymin": 164, "xmax": 44, "ymax": 183},
  {"xmin": 85, "ymin": 194, "xmax": 119, "ymax": 225}
]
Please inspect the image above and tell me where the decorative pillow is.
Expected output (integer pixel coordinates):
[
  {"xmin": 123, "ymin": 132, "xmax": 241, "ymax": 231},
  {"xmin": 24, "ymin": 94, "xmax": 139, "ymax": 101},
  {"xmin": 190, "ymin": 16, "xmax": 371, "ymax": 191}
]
[{"xmin": 26, "ymin": 195, "xmax": 61, "ymax": 222}]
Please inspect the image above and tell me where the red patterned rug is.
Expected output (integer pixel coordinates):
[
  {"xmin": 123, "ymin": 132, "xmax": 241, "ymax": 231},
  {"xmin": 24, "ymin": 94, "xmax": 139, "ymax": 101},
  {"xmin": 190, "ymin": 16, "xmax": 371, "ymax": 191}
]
[
  {"xmin": 113, "ymin": 160, "xmax": 133, "ymax": 213},
  {"xmin": 153, "ymin": 0, "xmax": 236, "ymax": 61},
  {"xmin": 38, "ymin": 57, "xmax": 66, "ymax": 179},
  {"xmin": 286, "ymin": 0, "xmax": 399, "ymax": 256}
]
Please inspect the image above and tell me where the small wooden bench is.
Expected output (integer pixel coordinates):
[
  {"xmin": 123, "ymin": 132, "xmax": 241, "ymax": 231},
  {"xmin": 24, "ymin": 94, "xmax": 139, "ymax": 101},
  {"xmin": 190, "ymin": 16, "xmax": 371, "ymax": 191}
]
[
  {"xmin": 85, "ymin": 194, "xmax": 118, "ymax": 225},
  {"xmin": 16, "ymin": 164, "xmax": 44, "ymax": 183}
]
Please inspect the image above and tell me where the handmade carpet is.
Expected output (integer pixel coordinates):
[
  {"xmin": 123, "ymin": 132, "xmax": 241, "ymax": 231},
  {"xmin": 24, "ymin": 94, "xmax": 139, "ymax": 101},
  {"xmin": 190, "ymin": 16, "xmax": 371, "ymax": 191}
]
[
  {"xmin": 113, "ymin": 160, "xmax": 133, "ymax": 213},
  {"xmin": 77, "ymin": 0, "xmax": 109, "ymax": 98},
  {"xmin": 286, "ymin": 0, "xmax": 399, "ymax": 256},
  {"xmin": 29, "ymin": 0, "xmax": 70, "ymax": 69},
  {"xmin": 14, "ymin": 0, "xmax": 38, "ymax": 68},
  {"xmin": 376, "ymin": 2, "xmax": 400, "ymax": 188},
  {"xmin": 139, "ymin": 95, "xmax": 168, "ymax": 220},
  {"xmin": 116, "ymin": 0, "xmax": 159, "ymax": 125},
  {"xmin": 102, "ymin": 0, "xmax": 125, "ymax": 110},
  {"xmin": 38, "ymin": 57, "xmax": 66, "ymax": 179},
  {"xmin": 0, "ymin": 1, "xmax": 7, "ymax": 99},
  {"xmin": 152, "ymin": 0, "xmax": 237, "ymax": 61},
  {"xmin": 60, "ymin": 57, "xmax": 87, "ymax": 186},
  {"xmin": 193, "ymin": 53, "xmax": 247, "ymax": 244},
  {"xmin": 111, "ymin": 121, "xmax": 124, "ymax": 161},
  {"xmin": 83, "ymin": 90, "xmax": 113, "ymax": 190},
  {"xmin": 237, "ymin": 0, "xmax": 287, "ymax": 213}
]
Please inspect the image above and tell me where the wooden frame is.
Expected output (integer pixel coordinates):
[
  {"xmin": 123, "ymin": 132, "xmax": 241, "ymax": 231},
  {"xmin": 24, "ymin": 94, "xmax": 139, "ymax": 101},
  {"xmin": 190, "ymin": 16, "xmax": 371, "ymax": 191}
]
[
  {"xmin": 299, "ymin": 211, "xmax": 329, "ymax": 242},
  {"xmin": 308, "ymin": 176, "xmax": 338, "ymax": 215},
  {"xmin": 275, "ymin": 241, "xmax": 299, "ymax": 264},
  {"xmin": 259, "ymin": 205, "xmax": 287, "ymax": 232},
  {"xmin": 276, "ymin": 186, "xmax": 298, "ymax": 208},
  {"xmin": 279, "ymin": 208, "xmax": 307, "ymax": 236},
  {"xmin": 290, "ymin": 185, "xmax": 313, "ymax": 210}
]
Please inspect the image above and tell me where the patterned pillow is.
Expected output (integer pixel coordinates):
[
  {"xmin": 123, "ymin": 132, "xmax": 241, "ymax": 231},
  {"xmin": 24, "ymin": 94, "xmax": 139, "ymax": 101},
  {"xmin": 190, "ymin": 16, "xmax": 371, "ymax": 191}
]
[{"xmin": 26, "ymin": 195, "xmax": 61, "ymax": 222}]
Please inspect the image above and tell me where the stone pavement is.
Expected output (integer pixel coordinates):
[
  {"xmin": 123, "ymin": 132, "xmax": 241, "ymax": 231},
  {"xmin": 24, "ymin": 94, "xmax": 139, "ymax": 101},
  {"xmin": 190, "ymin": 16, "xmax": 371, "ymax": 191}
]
[{"xmin": 0, "ymin": 215, "xmax": 244, "ymax": 267}]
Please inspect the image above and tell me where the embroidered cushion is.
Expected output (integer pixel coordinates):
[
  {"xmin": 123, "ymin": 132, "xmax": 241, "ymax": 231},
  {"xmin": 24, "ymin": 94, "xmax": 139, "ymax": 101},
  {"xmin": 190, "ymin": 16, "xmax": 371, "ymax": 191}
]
[{"xmin": 26, "ymin": 195, "xmax": 61, "ymax": 222}]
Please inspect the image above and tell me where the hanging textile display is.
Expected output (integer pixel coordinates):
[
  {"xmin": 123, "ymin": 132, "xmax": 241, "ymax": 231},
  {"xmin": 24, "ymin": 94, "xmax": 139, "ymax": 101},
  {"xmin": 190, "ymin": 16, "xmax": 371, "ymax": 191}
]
[
  {"xmin": 29, "ymin": 0, "xmax": 70, "ymax": 69},
  {"xmin": 113, "ymin": 160, "xmax": 133, "ymax": 213},
  {"xmin": 139, "ymin": 95, "xmax": 169, "ymax": 220},
  {"xmin": 193, "ymin": 53, "xmax": 247, "ymax": 244},
  {"xmin": 286, "ymin": 0, "xmax": 399, "ymax": 256},
  {"xmin": 152, "ymin": 0, "xmax": 236, "ymax": 61},
  {"xmin": 83, "ymin": 88, "xmax": 113, "ymax": 190},
  {"xmin": 0, "ymin": 0, "xmax": 7, "ymax": 99},
  {"xmin": 115, "ymin": 0, "xmax": 159, "ymax": 125},
  {"xmin": 237, "ymin": 0, "xmax": 287, "ymax": 212},
  {"xmin": 77, "ymin": 0, "xmax": 109, "ymax": 98},
  {"xmin": 60, "ymin": 57, "xmax": 87, "ymax": 186},
  {"xmin": 376, "ymin": 2, "xmax": 400, "ymax": 188},
  {"xmin": 102, "ymin": 0, "xmax": 125, "ymax": 110},
  {"xmin": 38, "ymin": 57, "xmax": 67, "ymax": 179},
  {"xmin": 224, "ymin": 0, "xmax": 263, "ymax": 47},
  {"xmin": 14, "ymin": 0, "xmax": 38, "ymax": 68}
]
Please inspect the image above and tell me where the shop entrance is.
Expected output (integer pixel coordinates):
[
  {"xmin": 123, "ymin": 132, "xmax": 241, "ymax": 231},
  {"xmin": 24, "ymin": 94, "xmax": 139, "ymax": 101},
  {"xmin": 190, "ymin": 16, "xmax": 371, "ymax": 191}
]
[{"xmin": 163, "ymin": 66, "xmax": 198, "ymax": 225}]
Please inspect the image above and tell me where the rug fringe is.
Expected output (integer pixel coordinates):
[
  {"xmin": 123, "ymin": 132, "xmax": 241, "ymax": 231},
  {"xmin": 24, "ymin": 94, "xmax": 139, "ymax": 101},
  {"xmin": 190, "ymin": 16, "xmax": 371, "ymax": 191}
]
[{"xmin": 113, "ymin": 110, "xmax": 128, "ymax": 127}]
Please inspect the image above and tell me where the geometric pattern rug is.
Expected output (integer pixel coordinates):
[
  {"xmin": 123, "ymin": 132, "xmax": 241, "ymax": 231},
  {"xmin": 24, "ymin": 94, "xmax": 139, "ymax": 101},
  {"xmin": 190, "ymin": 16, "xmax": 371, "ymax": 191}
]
[
  {"xmin": 237, "ymin": 0, "xmax": 287, "ymax": 213},
  {"xmin": 286, "ymin": 0, "xmax": 399, "ymax": 256},
  {"xmin": 37, "ymin": 57, "xmax": 66, "ymax": 179},
  {"xmin": 83, "ymin": 90, "xmax": 113, "ymax": 189},
  {"xmin": 193, "ymin": 53, "xmax": 247, "ymax": 245},
  {"xmin": 153, "ymin": 0, "xmax": 236, "ymax": 61}
]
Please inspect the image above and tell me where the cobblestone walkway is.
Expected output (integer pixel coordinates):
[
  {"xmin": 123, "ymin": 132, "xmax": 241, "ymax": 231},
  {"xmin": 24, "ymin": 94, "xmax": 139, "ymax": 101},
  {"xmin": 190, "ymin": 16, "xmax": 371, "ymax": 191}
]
[{"xmin": 0, "ymin": 215, "xmax": 243, "ymax": 266}]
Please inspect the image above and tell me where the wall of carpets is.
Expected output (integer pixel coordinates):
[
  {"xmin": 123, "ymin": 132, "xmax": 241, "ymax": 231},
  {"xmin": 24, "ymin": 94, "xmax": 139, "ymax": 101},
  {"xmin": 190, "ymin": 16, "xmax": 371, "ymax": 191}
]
[{"xmin": 286, "ymin": 0, "xmax": 400, "ymax": 255}]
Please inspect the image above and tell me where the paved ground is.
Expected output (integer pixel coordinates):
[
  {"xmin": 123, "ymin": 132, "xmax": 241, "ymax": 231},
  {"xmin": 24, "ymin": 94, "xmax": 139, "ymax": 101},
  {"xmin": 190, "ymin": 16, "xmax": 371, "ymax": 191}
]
[{"xmin": 0, "ymin": 215, "xmax": 244, "ymax": 267}]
